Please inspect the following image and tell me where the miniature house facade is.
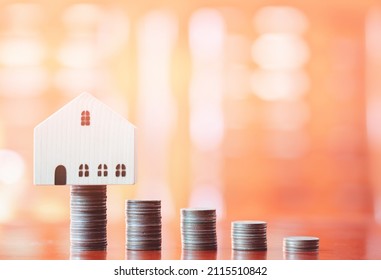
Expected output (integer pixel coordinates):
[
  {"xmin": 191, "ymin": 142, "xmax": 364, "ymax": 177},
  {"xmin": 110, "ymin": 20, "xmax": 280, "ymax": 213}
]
[{"xmin": 34, "ymin": 92, "xmax": 135, "ymax": 185}]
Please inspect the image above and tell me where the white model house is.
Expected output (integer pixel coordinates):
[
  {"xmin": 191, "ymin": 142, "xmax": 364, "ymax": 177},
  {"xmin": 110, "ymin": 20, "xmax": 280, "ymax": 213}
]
[{"xmin": 34, "ymin": 92, "xmax": 135, "ymax": 185}]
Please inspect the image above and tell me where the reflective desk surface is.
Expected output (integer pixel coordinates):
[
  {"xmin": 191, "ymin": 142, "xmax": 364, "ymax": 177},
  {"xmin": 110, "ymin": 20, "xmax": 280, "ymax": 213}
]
[{"xmin": 1, "ymin": 217, "xmax": 381, "ymax": 260}]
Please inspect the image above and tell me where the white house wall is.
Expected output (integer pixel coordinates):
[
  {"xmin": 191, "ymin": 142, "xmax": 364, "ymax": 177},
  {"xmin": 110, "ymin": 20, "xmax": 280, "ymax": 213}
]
[{"xmin": 34, "ymin": 93, "xmax": 135, "ymax": 185}]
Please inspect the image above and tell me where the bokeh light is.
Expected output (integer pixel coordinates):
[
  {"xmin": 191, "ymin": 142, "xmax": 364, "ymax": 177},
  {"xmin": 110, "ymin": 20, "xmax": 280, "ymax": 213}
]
[
  {"xmin": 250, "ymin": 70, "xmax": 310, "ymax": 101},
  {"xmin": 251, "ymin": 34, "xmax": 310, "ymax": 70},
  {"xmin": 0, "ymin": 149, "xmax": 24, "ymax": 184},
  {"xmin": 0, "ymin": 0, "xmax": 376, "ymax": 231},
  {"xmin": 189, "ymin": 8, "xmax": 225, "ymax": 60}
]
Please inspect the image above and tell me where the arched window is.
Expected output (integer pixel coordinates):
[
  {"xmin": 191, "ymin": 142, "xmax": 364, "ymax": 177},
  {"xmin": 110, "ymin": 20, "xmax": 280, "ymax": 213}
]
[
  {"xmin": 81, "ymin": 110, "xmax": 90, "ymax": 126},
  {"xmin": 79, "ymin": 164, "xmax": 89, "ymax": 177},
  {"xmin": 116, "ymin": 164, "xmax": 126, "ymax": 177},
  {"xmin": 98, "ymin": 164, "xmax": 108, "ymax": 177}
]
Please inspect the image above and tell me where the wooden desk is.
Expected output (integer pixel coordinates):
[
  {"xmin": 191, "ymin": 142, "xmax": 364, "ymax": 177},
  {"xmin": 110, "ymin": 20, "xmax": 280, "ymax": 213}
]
[{"xmin": 1, "ymin": 218, "xmax": 380, "ymax": 260}]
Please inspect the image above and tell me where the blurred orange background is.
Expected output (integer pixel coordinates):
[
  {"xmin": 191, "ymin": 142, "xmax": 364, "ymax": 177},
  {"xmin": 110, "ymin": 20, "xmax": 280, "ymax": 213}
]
[{"xmin": 0, "ymin": 0, "xmax": 380, "ymax": 227}]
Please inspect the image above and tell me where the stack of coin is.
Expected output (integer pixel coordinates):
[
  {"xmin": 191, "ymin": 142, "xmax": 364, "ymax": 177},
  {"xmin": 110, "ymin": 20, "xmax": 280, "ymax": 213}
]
[
  {"xmin": 181, "ymin": 208, "xmax": 217, "ymax": 251},
  {"xmin": 126, "ymin": 200, "xmax": 162, "ymax": 251},
  {"xmin": 231, "ymin": 221, "xmax": 267, "ymax": 251},
  {"xmin": 70, "ymin": 185, "xmax": 107, "ymax": 251},
  {"xmin": 283, "ymin": 236, "xmax": 319, "ymax": 253}
]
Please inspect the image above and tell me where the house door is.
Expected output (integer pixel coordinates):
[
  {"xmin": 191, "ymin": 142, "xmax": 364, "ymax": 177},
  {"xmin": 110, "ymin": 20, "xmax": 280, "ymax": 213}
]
[{"xmin": 54, "ymin": 165, "xmax": 67, "ymax": 185}]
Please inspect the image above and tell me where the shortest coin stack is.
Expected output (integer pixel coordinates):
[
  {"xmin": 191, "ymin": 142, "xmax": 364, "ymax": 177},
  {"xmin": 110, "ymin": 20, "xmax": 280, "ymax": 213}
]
[
  {"xmin": 231, "ymin": 221, "xmax": 267, "ymax": 251},
  {"xmin": 181, "ymin": 208, "xmax": 217, "ymax": 251},
  {"xmin": 283, "ymin": 236, "xmax": 319, "ymax": 253},
  {"xmin": 126, "ymin": 200, "xmax": 162, "ymax": 251}
]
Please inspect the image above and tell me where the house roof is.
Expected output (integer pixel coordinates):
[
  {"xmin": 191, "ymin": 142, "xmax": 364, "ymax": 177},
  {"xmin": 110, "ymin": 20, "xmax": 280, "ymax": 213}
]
[{"xmin": 35, "ymin": 92, "xmax": 135, "ymax": 130}]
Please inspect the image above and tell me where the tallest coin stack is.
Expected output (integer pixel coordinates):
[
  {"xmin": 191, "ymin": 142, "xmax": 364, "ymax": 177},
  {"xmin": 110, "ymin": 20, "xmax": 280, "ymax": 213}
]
[{"xmin": 70, "ymin": 185, "xmax": 108, "ymax": 251}]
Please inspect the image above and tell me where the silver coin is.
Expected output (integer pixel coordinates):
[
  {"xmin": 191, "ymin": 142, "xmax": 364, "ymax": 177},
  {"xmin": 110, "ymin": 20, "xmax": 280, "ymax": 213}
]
[
  {"xmin": 127, "ymin": 199, "xmax": 161, "ymax": 204},
  {"xmin": 181, "ymin": 210, "xmax": 216, "ymax": 218},
  {"xmin": 182, "ymin": 245, "xmax": 217, "ymax": 251},
  {"xmin": 127, "ymin": 218, "xmax": 161, "ymax": 221},
  {"xmin": 283, "ymin": 242, "xmax": 319, "ymax": 247},
  {"xmin": 127, "ymin": 224, "xmax": 162, "ymax": 229},
  {"xmin": 182, "ymin": 234, "xmax": 217, "ymax": 238},
  {"xmin": 232, "ymin": 232, "xmax": 267, "ymax": 236},
  {"xmin": 126, "ymin": 245, "xmax": 161, "ymax": 251},
  {"xmin": 233, "ymin": 247, "xmax": 267, "ymax": 251},
  {"xmin": 284, "ymin": 236, "xmax": 319, "ymax": 242},
  {"xmin": 233, "ymin": 244, "xmax": 267, "ymax": 249},
  {"xmin": 233, "ymin": 227, "xmax": 267, "ymax": 231},
  {"xmin": 232, "ymin": 220, "xmax": 266, "ymax": 227},
  {"xmin": 127, "ymin": 240, "xmax": 162, "ymax": 244},
  {"xmin": 284, "ymin": 248, "xmax": 319, "ymax": 253},
  {"xmin": 127, "ymin": 231, "xmax": 161, "ymax": 235},
  {"xmin": 233, "ymin": 239, "xmax": 267, "ymax": 244}
]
